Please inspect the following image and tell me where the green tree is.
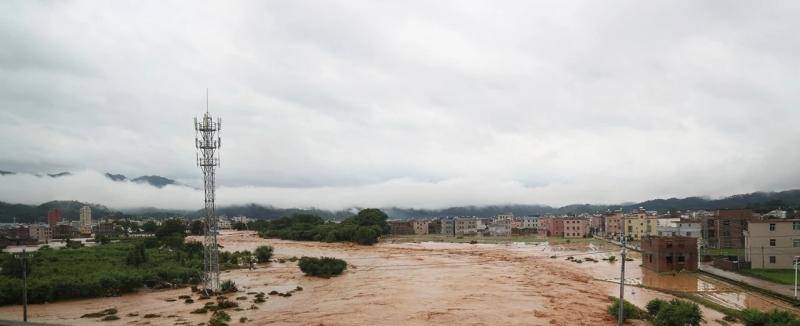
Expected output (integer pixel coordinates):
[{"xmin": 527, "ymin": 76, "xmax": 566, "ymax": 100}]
[
  {"xmin": 126, "ymin": 244, "xmax": 148, "ymax": 267},
  {"xmin": 155, "ymin": 219, "xmax": 186, "ymax": 239},
  {"xmin": 254, "ymin": 246, "xmax": 273, "ymax": 263},
  {"xmin": 298, "ymin": 256, "xmax": 347, "ymax": 278},
  {"xmin": 353, "ymin": 227, "xmax": 379, "ymax": 245},
  {"xmin": 142, "ymin": 221, "xmax": 158, "ymax": 233},
  {"xmin": 741, "ymin": 309, "xmax": 800, "ymax": 326},
  {"xmin": 650, "ymin": 299, "xmax": 702, "ymax": 326},
  {"xmin": 0, "ymin": 254, "xmax": 29, "ymax": 278},
  {"xmin": 608, "ymin": 298, "xmax": 646, "ymax": 321},
  {"xmin": 189, "ymin": 220, "xmax": 204, "ymax": 236}
]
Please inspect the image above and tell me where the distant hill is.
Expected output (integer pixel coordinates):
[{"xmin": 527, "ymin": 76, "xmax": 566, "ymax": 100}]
[
  {"xmin": 104, "ymin": 173, "xmax": 126, "ymax": 181},
  {"xmin": 0, "ymin": 200, "xmax": 126, "ymax": 224},
  {"xmin": 1, "ymin": 189, "xmax": 799, "ymax": 223},
  {"xmin": 47, "ymin": 172, "xmax": 71, "ymax": 178},
  {"xmin": 103, "ymin": 172, "xmax": 178, "ymax": 188},
  {"xmin": 0, "ymin": 170, "xmax": 14, "ymax": 176},
  {"xmin": 131, "ymin": 175, "xmax": 176, "ymax": 188}
]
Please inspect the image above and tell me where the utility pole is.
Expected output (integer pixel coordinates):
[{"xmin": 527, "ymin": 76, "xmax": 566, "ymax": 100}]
[
  {"xmin": 617, "ymin": 211, "xmax": 626, "ymax": 326},
  {"xmin": 15, "ymin": 248, "xmax": 29, "ymax": 322},
  {"xmin": 794, "ymin": 256, "xmax": 798, "ymax": 300}
]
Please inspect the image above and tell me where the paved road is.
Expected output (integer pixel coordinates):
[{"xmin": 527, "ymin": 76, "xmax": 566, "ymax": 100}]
[{"xmin": 699, "ymin": 263, "xmax": 796, "ymax": 300}]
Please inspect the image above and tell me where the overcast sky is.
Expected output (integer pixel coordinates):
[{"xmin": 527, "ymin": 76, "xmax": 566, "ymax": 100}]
[{"xmin": 1, "ymin": 1, "xmax": 799, "ymax": 210}]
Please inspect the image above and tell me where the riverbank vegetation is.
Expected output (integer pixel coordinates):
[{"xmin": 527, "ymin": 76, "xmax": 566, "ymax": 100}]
[
  {"xmin": 0, "ymin": 219, "xmax": 203, "ymax": 305},
  {"xmin": 254, "ymin": 209, "xmax": 390, "ymax": 245},
  {"xmin": 298, "ymin": 257, "xmax": 347, "ymax": 278}
]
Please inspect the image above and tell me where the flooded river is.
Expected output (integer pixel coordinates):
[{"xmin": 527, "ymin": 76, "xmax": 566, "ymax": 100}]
[{"xmin": 0, "ymin": 231, "xmax": 794, "ymax": 325}]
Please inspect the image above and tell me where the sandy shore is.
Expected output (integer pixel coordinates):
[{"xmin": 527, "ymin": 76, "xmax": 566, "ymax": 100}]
[{"xmin": 0, "ymin": 231, "xmax": 753, "ymax": 325}]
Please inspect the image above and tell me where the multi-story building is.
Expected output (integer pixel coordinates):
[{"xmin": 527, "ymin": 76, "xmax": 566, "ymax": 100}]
[
  {"xmin": 590, "ymin": 215, "xmax": 605, "ymax": 237},
  {"xmin": 520, "ymin": 216, "xmax": 539, "ymax": 229},
  {"xmin": 704, "ymin": 209, "xmax": 752, "ymax": 249},
  {"xmin": 389, "ymin": 220, "xmax": 414, "ymax": 235},
  {"xmin": 47, "ymin": 208, "xmax": 62, "ymax": 228},
  {"xmin": 53, "ymin": 224, "xmax": 79, "ymax": 239},
  {"xmin": 427, "ymin": 219, "xmax": 442, "ymax": 234},
  {"xmin": 745, "ymin": 219, "xmax": 800, "ymax": 269},
  {"xmin": 538, "ymin": 217, "xmax": 564, "ymax": 237},
  {"xmin": 641, "ymin": 236, "xmax": 698, "ymax": 272},
  {"xmin": 488, "ymin": 224, "xmax": 511, "ymax": 236},
  {"xmin": 657, "ymin": 219, "xmax": 702, "ymax": 238},
  {"xmin": 95, "ymin": 222, "xmax": 117, "ymax": 238},
  {"xmin": 80, "ymin": 205, "xmax": 92, "ymax": 228},
  {"xmin": 605, "ymin": 212, "xmax": 623, "ymax": 239},
  {"xmin": 29, "ymin": 224, "xmax": 52, "ymax": 243},
  {"xmin": 455, "ymin": 217, "xmax": 478, "ymax": 235},
  {"xmin": 412, "ymin": 220, "xmax": 429, "ymax": 235},
  {"xmin": 441, "ymin": 219, "xmax": 455, "ymax": 236},
  {"xmin": 564, "ymin": 218, "xmax": 589, "ymax": 238}
]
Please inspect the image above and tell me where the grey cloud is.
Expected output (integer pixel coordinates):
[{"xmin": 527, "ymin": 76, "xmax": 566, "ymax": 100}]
[{"xmin": 1, "ymin": 1, "xmax": 799, "ymax": 209}]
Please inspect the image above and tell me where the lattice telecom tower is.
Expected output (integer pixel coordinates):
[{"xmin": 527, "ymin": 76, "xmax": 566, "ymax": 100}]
[{"xmin": 194, "ymin": 94, "xmax": 222, "ymax": 292}]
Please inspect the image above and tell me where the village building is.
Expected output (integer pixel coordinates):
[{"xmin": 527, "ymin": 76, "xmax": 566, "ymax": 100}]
[
  {"xmin": 641, "ymin": 236, "xmax": 699, "ymax": 272},
  {"xmin": 745, "ymin": 218, "xmax": 800, "ymax": 269},
  {"xmin": 455, "ymin": 217, "xmax": 478, "ymax": 235},
  {"xmin": 563, "ymin": 218, "xmax": 589, "ymax": 238},
  {"xmin": 704, "ymin": 209, "xmax": 752, "ymax": 249},
  {"xmin": 389, "ymin": 220, "xmax": 414, "ymax": 235},
  {"xmin": 412, "ymin": 220, "xmax": 430, "ymax": 235}
]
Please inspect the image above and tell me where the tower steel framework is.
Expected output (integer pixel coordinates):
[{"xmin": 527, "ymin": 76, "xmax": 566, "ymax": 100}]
[{"xmin": 194, "ymin": 100, "xmax": 222, "ymax": 292}]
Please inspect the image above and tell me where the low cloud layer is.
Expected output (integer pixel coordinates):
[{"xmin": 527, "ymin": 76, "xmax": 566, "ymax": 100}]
[{"xmin": 2, "ymin": 1, "xmax": 800, "ymax": 209}]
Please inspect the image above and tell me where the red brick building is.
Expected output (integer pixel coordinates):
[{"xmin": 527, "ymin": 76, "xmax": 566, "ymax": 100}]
[
  {"xmin": 47, "ymin": 208, "xmax": 62, "ymax": 228},
  {"xmin": 537, "ymin": 217, "xmax": 564, "ymax": 237},
  {"xmin": 388, "ymin": 221, "xmax": 414, "ymax": 235},
  {"xmin": 704, "ymin": 209, "xmax": 752, "ymax": 249},
  {"xmin": 641, "ymin": 236, "xmax": 698, "ymax": 272}
]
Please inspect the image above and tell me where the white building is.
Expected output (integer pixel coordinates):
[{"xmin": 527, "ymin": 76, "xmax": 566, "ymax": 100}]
[
  {"xmin": 28, "ymin": 224, "xmax": 52, "ymax": 243},
  {"xmin": 80, "ymin": 206, "xmax": 92, "ymax": 227},
  {"xmin": 520, "ymin": 216, "xmax": 539, "ymax": 229},
  {"xmin": 656, "ymin": 220, "xmax": 702, "ymax": 238},
  {"xmin": 488, "ymin": 224, "xmax": 511, "ymax": 236}
]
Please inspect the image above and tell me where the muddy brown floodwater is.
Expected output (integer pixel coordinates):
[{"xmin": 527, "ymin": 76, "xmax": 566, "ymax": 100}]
[{"xmin": 0, "ymin": 231, "xmax": 794, "ymax": 325}]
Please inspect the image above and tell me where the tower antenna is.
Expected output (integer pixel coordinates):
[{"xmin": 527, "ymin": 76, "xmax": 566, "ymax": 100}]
[{"xmin": 194, "ymin": 92, "xmax": 222, "ymax": 292}]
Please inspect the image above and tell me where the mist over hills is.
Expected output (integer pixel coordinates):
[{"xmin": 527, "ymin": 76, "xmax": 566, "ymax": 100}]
[{"xmin": 1, "ymin": 189, "xmax": 798, "ymax": 224}]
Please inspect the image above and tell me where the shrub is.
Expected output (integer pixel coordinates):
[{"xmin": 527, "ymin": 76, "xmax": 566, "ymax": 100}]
[
  {"xmin": 126, "ymin": 244, "xmax": 148, "ymax": 267},
  {"xmin": 646, "ymin": 299, "xmax": 668, "ymax": 317},
  {"xmin": 209, "ymin": 310, "xmax": 231, "ymax": 326},
  {"xmin": 254, "ymin": 246, "xmax": 273, "ymax": 263},
  {"xmin": 649, "ymin": 299, "xmax": 702, "ymax": 326},
  {"xmin": 220, "ymin": 280, "xmax": 238, "ymax": 293},
  {"xmin": 741, "ymin": 309, "xmax": 800, "ymax": 326},
  {"xmin": 101, "ymin": 315, "xmax": 120, "ymax": 321},
  {"xmin": 353, "ymin": 227, "xmax": 379, "ymax": 245},
  {"xmin": 607, "ymin": 255, "xmax": 616, "ymax": 262},
  {"xmin": 298, "ymin": 257, "xmax": 347, "ymax": 278},
  {"xmin": 607, "ymin": 297, "xmax": 646, "ymax": 321}
]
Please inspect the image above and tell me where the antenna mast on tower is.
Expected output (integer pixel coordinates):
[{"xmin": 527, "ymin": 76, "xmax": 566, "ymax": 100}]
[{"xmin": 194, "ymin": 91, "xmax": 222, "ymax": 292}]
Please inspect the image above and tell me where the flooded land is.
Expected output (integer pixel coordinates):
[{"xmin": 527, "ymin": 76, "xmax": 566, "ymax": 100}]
[{"xmin": 0, "ymin": 231, "xmax": 796, "ymax": 325}]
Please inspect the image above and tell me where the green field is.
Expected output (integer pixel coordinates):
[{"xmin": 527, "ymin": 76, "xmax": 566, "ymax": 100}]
[
  {"xmin": 699, "ymin": 248, "xmax": 745, "ymax": 257},
  {"xmin": 739, "ymin": 269, "xmax": 796, "ymax": 285}
]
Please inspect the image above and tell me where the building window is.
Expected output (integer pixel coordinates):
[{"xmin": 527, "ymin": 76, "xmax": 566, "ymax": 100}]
[
  {"xmin": 686, "ymin": 232, "xmax": 692, "ymax": 237},
  {"xmin": 649, "ymin": 254, "xmax": 653, "ymax": 263},
  {"xmin": 665, "ymin": 241, "xmax": 673, "ymax": 248},
  {"xmin": 770, "ymin": 239, "xmax": 776, "ymax": 247},
  {"xmin": 794, "ymin": 221, "xmax": 800, "ymax": 230},
  {"xmin": 677, "ymin": 256, "xmax": 685, "ymax": 263},
  {"xmin": 793, "ymin": 239, "xmax": 800, "ymax": 248},
  {"xmin": 666, "ymin": 255, "xmax": 673, "ymax": 264},
  {"xmin": 769, "ymin": 256, "xmax": 776, "ymax": 264},
  {"xmin": 769, "ymin": 223, "xmax": 776, "ymax": 231}
]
